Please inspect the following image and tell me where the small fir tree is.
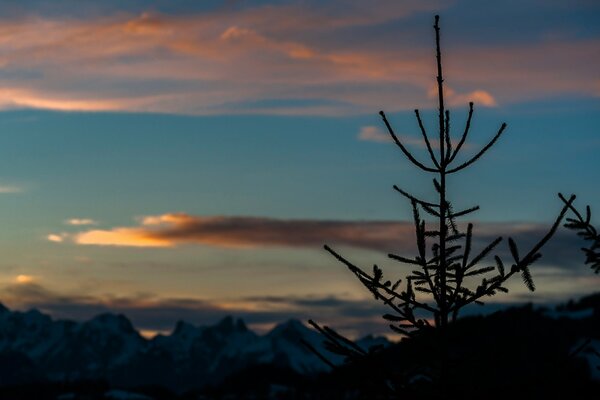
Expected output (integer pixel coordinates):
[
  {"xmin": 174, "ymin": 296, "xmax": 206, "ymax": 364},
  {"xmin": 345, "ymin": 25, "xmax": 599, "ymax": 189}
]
[{"xmin": 309, "ymin": 15, "xmax": 578, "ymax": 391}]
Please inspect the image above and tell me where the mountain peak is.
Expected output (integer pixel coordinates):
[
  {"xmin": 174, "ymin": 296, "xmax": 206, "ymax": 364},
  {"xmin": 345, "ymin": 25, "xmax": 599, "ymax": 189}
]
[
  {"xmin": 214, "ymin": 315, "xmax": 248, "ymax": 335},
  {"xmin": 236, "ymin": 318, "xmax": 248, "ymax": 332},
  {"xmin": 269, "ymin": 319, "xmax": 308, "ymax": 336},
  {"xmin": 281, "ymin": 319, "xmax": 306, "ymax": 330},
  {"xmin": 217, "ymin": 315, "xmax": 234, "ymax": 329},
  {"xmin": 173, "ymin": 320, "xmax": 196, "ymax": 334},
  {"xmin": 88, "ymin": 313, "xmax": 136, "ymax": 334}
]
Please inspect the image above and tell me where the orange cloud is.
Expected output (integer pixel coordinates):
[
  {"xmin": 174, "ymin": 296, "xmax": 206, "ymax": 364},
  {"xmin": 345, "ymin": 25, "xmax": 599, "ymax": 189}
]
[
  {"xmin": 428, "ymin": 86, "xmax": 497, "ymax": 107},
  {"xmin": 0, "ymin": 5, "xmax": 596, "ymax": 115},
  {"xmin": 75, "ymin": 228, "xmax": 173, "ymax": 248},
  {"xmin": 0, "ymin": 87, "xmax": 131, "ymax": 112},
  {"xmin": 15, "ymin": 274, "xmax": 35, "ymax": 284},
  {"xmin": 61, "ymin": 211, "xmax": 582, "ymax": 276},
  {"xmin": 47, "ymin": 233, "xmax": 65, "ymax": 243},
  {"xmin": 68, "ymin": 213, "xmax": 415, "ymax": 252},
  {"xmin": 459, "ymin": 90, "xmax": 496, "ymax": 107}
]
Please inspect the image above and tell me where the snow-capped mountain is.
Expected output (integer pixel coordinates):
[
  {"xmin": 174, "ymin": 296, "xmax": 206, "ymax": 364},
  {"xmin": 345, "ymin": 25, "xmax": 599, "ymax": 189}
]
[{"xmin": 0, "ymin": 303, "xmax": 388, "ymax": 390}]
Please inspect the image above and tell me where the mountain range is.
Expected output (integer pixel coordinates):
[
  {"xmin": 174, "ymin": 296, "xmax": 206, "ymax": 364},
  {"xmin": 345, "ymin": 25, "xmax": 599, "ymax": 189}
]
[
  {"xmin": 0, "ymin": 303, "xmax": 387, "ymax": 392},
  {"xmin": 1, "ymin": 295, "xmax": 599, "ymax": 399}
]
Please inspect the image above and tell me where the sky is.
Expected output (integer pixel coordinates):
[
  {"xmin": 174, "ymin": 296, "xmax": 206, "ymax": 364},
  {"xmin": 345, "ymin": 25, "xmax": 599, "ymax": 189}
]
[{"xmin": 0, "ymin": 0, "xmax": 599, "ymax": 338}]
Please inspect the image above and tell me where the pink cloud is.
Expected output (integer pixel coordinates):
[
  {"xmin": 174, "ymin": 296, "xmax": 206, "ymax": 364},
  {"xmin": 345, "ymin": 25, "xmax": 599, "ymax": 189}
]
[
  {"xmin": 0, "ymin": 4, "xmax": 596, "ymax": 115},
  {"xmin": 427, "ymin": 86, "xmax": 497, "ymax": 107},
  {"xmin": 358, "ymin": 126, "xmax": 392, "ymax": 143},
  {"xmin": 358, "ymin": 125, "xmax": 434, "ymax": 147}
]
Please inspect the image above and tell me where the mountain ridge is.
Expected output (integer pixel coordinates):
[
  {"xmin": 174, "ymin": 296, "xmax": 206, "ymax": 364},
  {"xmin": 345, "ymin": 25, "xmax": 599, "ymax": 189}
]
[{"xmin": 0, "ymin": 302, "xmax": 387, "ymax": 391}]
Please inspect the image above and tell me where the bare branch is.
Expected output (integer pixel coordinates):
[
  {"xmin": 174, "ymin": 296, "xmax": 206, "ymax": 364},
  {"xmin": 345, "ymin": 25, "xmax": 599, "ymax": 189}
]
[
  {"xmin": 415, "ymin": 109, "xmax": 441, "ymax": 169},
  {"xmin": 520, "ymin": 194, "xmax": 576, "ymax": 264},
  {"xmin": 447, "ymin": 102, "xmax": 473, "ymax": 164},
  {"xmin": 300, "ymin": 337, "xmax": 336, "ymax": 369},
  {"xmin": 447, "ymin": 122, "xmax": 507, "ymax": 173},
  {"xmin": 393, "ymin": 185, "xmax": 439, "ymax": 208},
  {"xmin": 380, "ymin": 111, "xmax": 438, "ymax": 172}
]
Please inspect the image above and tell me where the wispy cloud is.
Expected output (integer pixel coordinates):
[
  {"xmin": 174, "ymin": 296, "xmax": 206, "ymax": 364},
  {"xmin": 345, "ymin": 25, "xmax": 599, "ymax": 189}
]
[
  {"xmin": 14, "ymin": 274, "xmax": 35, "ymax": 284},
  {"xmin": 358, "ymin": 125, "xmax": 443, "ymax": 148},
  {"xmin": 76, "ymin": 227, "xmax": 173, "ymax": 248},
  {"xmin": 0, "ymin": 2, "xmax": 596, "ymax": 115},
  {"xmin": 69, "ymin": 213, "xmax": 415, "ymax": 251},
  {"xmin": 0, "ymin": 279, "xmax": 392, "ymax": 336},
  {"xmin": 3, "ymin": 277, "xmax": 598, "ymax": 337},
  {"xmin": 428, "ymin": 86, "xmax": 497, "ymax": 107},
  {"xmin": 0, "ymin": 184, "xmax": 23, "ymax": 193},
  {"xmin": 55, "ymin": 213, "xmax": 591, "ymax": 273},
  {"xmin": 358, "ymin": 126, "xmax": 392, "ymax": 143},
  {"xmin": 65, "ymin": 218, "xmax": 97, "ymax": 226},
  {"xmin": 46, "ymin": 233, "xmax": 65, "ymax": 243}
]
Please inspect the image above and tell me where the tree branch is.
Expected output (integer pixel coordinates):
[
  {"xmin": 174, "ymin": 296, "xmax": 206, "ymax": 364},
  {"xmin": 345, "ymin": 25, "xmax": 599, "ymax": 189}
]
[
  {"xmin": 324, "ymin": 244, "xmax": 438, "ymax": 314},
  {"xmin": 415, "ymin": 109, "xmax": 441, "ymax": 169},
  {"xmin": 393, "ymin": 185, "xmax": 439, "ymax": 208},
  {"xmin": 380, "ymin": 111, "xmax": 438, "ymax": 172},
  {"xmin": 449, "ymin": 195, "xmax": 576, "ymax": 311},
  {"xmin": 447, "ymin": 102, "xmax": 473, "ymax": 164},
  {"xmin": 447, "ymin": 122, "xmax": 507, "ymax": 174}
]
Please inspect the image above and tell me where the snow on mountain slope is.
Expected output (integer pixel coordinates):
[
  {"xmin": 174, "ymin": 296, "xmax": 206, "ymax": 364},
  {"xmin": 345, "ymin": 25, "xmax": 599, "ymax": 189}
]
[
  {"xmin": 152, "ymin": 320, "xmax": 204, "ymax": 359},
  {"xmin": 263, "ymin": 319, "xmax": 344, "ymax": 373},
  {"xmin": 0, "ymin": 303, "xmax": 390, "ymax": 388}
]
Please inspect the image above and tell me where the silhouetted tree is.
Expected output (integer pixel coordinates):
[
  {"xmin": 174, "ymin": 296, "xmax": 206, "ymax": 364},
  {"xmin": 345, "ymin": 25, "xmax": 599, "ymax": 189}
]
[
  {"xmin": 559, "ymin": 196, "xmax": 600, "ymax": 375},
  {"xmin": 560, "ymin": 194, "xmax": 600, "ymax": 273},
  {"xmin": 311, "ymin": 15, "xmax": 578, "ymax": 393}
]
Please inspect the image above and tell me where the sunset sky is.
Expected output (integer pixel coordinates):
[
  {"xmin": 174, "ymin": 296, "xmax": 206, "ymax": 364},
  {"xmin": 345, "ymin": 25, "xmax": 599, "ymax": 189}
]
[{"xmin": 0, "ymin": 0, "xmax": 599, "ymax": 337}]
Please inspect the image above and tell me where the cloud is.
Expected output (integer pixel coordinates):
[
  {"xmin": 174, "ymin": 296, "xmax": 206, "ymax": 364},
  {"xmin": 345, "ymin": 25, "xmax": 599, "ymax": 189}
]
[
  {"xmin": 358, "ymin": 126, "xmax": 392, "ymax": 143},
  {"xmin": 358, "ymin": 125, "xmax": 455, "ymax": 150},
  {"xmin": 61, "ymin": 213, "xmax": 592, "ymax": 272},
  {"xmin": 0, "ymin": 87, "xmax": 126, "ymax": 112},
  {"xmin": 0, "ymin": 8, "xmax": 434, "ymax": 115},
  {"xmin": 0, "ymin": 3, "xmax": 596, "ymax": 115},
  {"xmin": 76, "ymin": 228, "xmax": 173, "ymax": 248},
  {"xmin": 46, "ymin": 233, "xmax": 65, "ymax": 243},
  {"xmin": 455, "ymin": 90, "xmax": 496, "ymax": 107},
  {"xmin": 71, "ymin": 213, "xmax": 415, "ymax": 252},
  {"xmin": 0, "ymin": 279, "xmax": 393, "ymax": 336},
  {"xmin": 358, "ymin": 125, "xmax": 432, "ymax": 147},
  {"xmin": 0, "ymin": 184, "xmax": 23, "ymax": 193},
  {"xmin": 15, "ymin": 274, "xmax": 34, "ymax": 284},
  {"xmin": 428, "ymin": 86, "xmax": 497, "ymax": 107},
  {"xmin": 3, "ymin": 277, "xmax": 599, "ymax": 338},
  {"xmin": 65, "ymin": 218, "xmax": 97, "ymax": 226}
]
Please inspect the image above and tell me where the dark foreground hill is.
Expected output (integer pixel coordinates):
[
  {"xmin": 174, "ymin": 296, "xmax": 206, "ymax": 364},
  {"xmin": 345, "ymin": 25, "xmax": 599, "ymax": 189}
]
[
  {"xmin": 0, "ymin": 294, "xmax": 599, "ymax": 399},
  {"xmin": 317, "ymin": 301, "xmax": 600, "ymax": 399}
]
